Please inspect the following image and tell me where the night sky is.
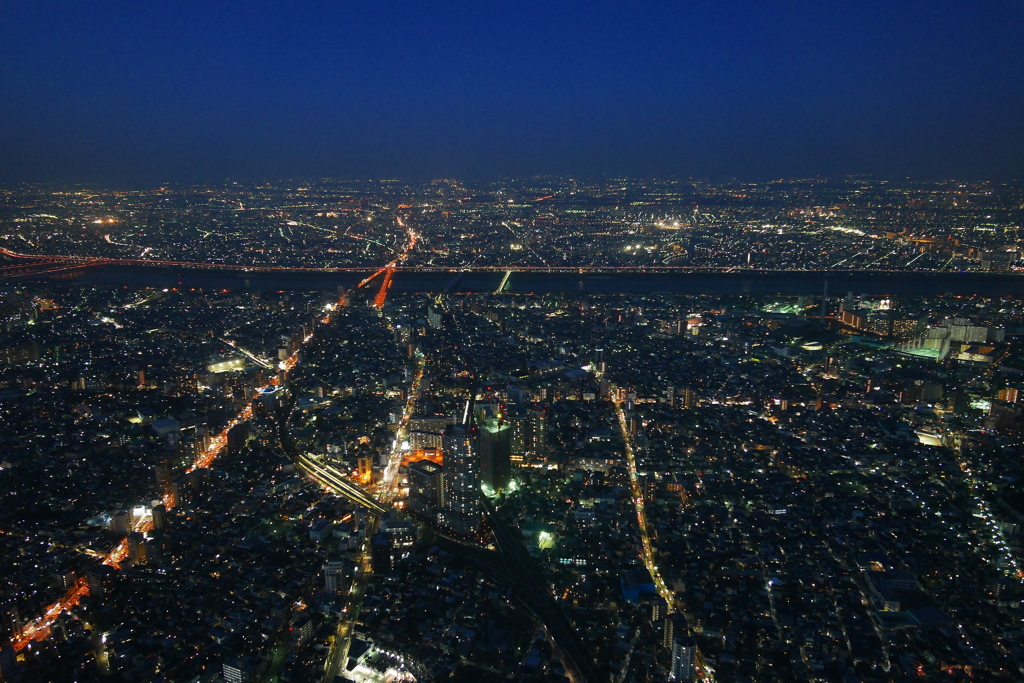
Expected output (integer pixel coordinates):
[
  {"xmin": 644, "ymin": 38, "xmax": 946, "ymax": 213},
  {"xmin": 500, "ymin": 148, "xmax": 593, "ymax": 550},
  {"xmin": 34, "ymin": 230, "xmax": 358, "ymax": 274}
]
[{"xmin": 2, "ymin": 1, "xmax": 1023, "ymax": 183}]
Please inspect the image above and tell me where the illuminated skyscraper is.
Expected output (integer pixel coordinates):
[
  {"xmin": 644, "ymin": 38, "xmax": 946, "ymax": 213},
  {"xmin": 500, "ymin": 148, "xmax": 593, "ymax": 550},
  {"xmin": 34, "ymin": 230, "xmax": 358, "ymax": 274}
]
[
  {"xmin": 668, "ymin": 614, "xmax": 696, "ymax": 682},
  {"xmin": 439, "ymin": 424, "xmax": 479, "ymax": 535},
  {"xmin": 505, "ymin": 406, "xmax": 527, "ymax": 462},
  {"xmin": 527, "ymin": 406, "xmax": 548, "ymax": 462}
]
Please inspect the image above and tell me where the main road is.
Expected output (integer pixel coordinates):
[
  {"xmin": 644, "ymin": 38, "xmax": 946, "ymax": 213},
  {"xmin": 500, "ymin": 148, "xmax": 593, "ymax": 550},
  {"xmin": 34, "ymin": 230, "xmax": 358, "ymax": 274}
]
[
  {"xmin": 614, "ymin": 396, "xmax": 715, "ymax": 683},
  {"xmin": 318, "ymin": 349, "xmax": 426, "ymax": 683}
]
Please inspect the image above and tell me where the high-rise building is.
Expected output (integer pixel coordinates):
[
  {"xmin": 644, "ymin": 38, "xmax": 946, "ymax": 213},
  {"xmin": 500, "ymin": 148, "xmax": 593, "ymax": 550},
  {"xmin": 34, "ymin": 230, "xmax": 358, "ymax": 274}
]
[
  {"xmin": 357, "ymin": 456, "xmax": 374, "ymax": 484},
  {"xmin": 0, "ymin": 600, "xmax": 20, "ymax": 641},
  {"xmin": 408, "ymin": 459, "xmax": 444, "ymax": 515},
  {"xmin": 227, "ymin": 422, "xmax": 252, "ymax": 456},
  {"xmin": 223, "ymin": 656, "xmax": 260, "ymax": 683},
  {"xmin": 371, "ymin": 532, "xmax": 392, "ymax": 573},
  {"xmin": 323, "ymin": 558, "xmax": 345, "ymax": 594},
  {"xmin": 151, "ymin": 504, "xmax": 166, "ymax": 533},
  {"xmin": 650, "ymin": 596, "xmax": 668, "ymax": 623},
  {"xmin": 127, "ymin": 532, "xmax": 147, "ymax": 565},
  {"xmin": 86, "ymin": 566, "xmax": 118, "ymax": 602},
  {"xmin": 668, "ymin": 614, "xmax": 696, "ymax": 682},
  {"xmin": 479, "ymin": 416, "xmax": 512, "ymax": 491},
  {"xmin": 111, "ymin": 510, "xmax": 130, "ymax": 537},
  {"xmin": 663, "ymin": 608, "xmax": 675, "ymax": 649},
  {"xmin": 893, "ymin": 317, "xmax": 926, "ymax": 341},
  {"xmin": 473, "ymin": 400, "xmax": 499, "ymax": 425},
  {"xmin": 527, "ymin": 406, "xmax": 548, "ymax": 462},
  {"xmin": 427, "ymin": 304, "xmax": 443, "ymax": 329},
  {"xmin": 154, "ymin": 461, "xmax": 171, "ymax": 490},
  {"xmin": 866, "ymin": 313, "xmax": 893, "ymax": 338},
  {"xmin": 290, "ymin": 615, "xmax": 314, "ymax": 647},
  {"xmin": 439, "ymin": 424, "xmax": 479, "ymax": 535},
  {"xmin": 168, "ymin": 474, "xmax": 187, "ymax": 507},
  {"xmin": 505, "ymin": 406, "xmax": 527, "ymax": 462}
]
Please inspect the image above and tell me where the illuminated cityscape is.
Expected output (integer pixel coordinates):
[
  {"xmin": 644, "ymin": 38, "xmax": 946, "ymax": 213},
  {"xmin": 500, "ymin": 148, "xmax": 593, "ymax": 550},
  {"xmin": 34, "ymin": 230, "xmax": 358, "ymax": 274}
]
[
  {"xmin": 1, "ymin": 178, "xmax": 1022, "ymax": 275},
  {"xmin": 1, "ymin": 186, "xmax": 1024, "ymax": 682},
  {"xmin": 3, "ymin": 1, "xmax": 1024, "ymax": 681}
]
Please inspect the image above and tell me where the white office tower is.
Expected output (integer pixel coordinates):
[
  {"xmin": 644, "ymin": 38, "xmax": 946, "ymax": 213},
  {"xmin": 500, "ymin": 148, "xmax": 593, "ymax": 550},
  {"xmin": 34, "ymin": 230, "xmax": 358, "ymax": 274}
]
[{"xmin": 668, "ymin": 613, "xmax": 696, "ymax": 682}]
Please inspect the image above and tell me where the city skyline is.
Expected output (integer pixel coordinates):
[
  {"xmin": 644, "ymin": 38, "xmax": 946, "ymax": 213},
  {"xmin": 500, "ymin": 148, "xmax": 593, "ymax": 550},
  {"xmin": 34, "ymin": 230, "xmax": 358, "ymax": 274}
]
[
  {"xmin": 2, "ymin": 177, "xmax": 1022, "ymax": 277},
  {"xmin": 2, "ymin": 179, "xmax": 1024, "ymax": 681},
  {"xmin": 3, "ymin": 3, "xmax": 1024, "ymax": 682}
]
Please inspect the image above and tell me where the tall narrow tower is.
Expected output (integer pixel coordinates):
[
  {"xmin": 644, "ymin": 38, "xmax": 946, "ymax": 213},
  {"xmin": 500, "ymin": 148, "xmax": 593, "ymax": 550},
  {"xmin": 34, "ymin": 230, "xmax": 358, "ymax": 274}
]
[
  {"xmin": 440, "ymin": 424, "xmax": 479, "ymax": 535},
  {"xmin": 527, "ymin": 406, "xmax": 548, "ymax": 462},
  {"xmin": 668, "ymin": 614, "xmax": 696, "ymax": 682},
  {"xmin": 479, "ymin": 415, "xmax": 512, "ymax": 491}
]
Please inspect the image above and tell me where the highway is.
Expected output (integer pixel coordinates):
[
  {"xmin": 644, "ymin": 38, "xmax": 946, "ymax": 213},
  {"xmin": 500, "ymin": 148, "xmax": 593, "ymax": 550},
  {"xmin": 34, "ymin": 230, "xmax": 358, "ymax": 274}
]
[
  {"xmin": 369, "ymin": 217, "xmax": 418, "ymax": 308},
  {"xmin": 0, "ymin": 257, "xmax": 105, "ymax": 279}
]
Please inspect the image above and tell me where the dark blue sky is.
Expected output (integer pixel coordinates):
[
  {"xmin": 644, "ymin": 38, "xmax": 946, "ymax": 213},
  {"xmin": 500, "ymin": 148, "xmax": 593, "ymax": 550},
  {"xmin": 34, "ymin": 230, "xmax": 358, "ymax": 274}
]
[{"xmin": 2, "ymin": 1, "xmax": 1023, "ymax": 182}]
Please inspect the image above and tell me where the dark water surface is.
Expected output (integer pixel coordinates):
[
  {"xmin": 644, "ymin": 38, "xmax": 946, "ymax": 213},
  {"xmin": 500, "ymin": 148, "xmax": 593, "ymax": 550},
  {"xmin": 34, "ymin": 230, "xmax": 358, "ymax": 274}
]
[{"xmin": 12, "ymin": 264, "xmax": 1024, "ymax": 297}]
